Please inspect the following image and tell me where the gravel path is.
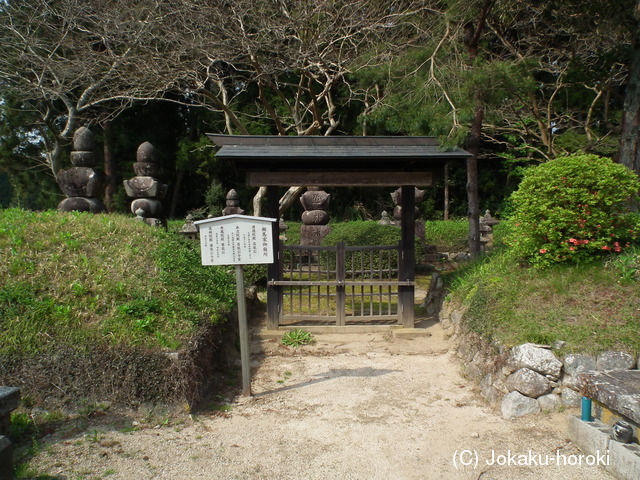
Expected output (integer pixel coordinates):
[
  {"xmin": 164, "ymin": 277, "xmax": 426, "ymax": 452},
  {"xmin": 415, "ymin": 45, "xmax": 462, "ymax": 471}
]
[{"xmin": 25, "ymin": 322, "xmax": 613, "ymax": 480}]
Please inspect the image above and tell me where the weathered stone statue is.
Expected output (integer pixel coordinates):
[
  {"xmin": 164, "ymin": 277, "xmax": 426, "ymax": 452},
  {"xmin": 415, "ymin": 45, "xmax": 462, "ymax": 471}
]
[
  {"xmin": 300, "ymin": 186, "xmax": 331, "ymax": 246},
  {"xmin": 123, "ymin": 141, "xmax": 168, "ymax": 226},
  {"xmin": 57, "ymin": 127, "xmax": 107, "ymax": 213}
]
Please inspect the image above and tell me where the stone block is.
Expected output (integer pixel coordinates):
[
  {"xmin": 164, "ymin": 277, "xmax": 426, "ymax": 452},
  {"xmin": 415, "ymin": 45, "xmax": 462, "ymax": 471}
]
[
  {"xmin": 582, "ymin": 370, "xmax": 640, "ymax": 425},
  {"xmin": 507, "ymin": 343, "xmax": 562, "ymax": 379},
  {"xmin": 123, "ymin": 177, "xmax": 168, "ymax": 199},
  {"xmin": 58, "ymin": 196, "xmax": 105, "ymax": 213},
  {"xmin": 538, "ymin": 393, "xmax": 562, "ymax": 412},
  {"xmin": 561, "ymin": 373, "xmax": 581, "ymax": 391},
  {"xmin": 133, "ymin": 162, "xmax": 161, "ymax": 177},
  {"xmin": 597, "ymin": 351, "xmax": 636, "ymax": 371},
  {"xmin": 563, "ymin": 353, "xmax": 597, "ymax": 376},
  {"xmin": 70, "ymin": 151, "xmax": 96, "ymax": 167},
  {"xmin": 501, "ymin": 390, "xmax": 541, "ymax": 419},
  {"xmin": 561, "ymin": 387, "xmax": 582, "ymax": 407},
  {"xmin": 481, "ymin": 384, "xmax": 504, "ymax": 407},
  {"xmin": 568, "ymin": 417, "xmax": 610, "ymax": 460},
  {"xmin": 506, "ymin": 367, "xmax": 553, "ymax": 398},
  {"xmin": 300, "ymin": 224, "xmax": 331, "ymax": 246},
  {"xmin": 130, "ymin": 198, "xmax": 163, "ymax": 217},
  {"xmin": 608, "ymin": 439, "xmax": 640, "ymax": 480},
  {"xmin": 57, "ymin": 167, "xmax": 106, "ymax": 197},
  {"xmin": 301, "ymin": 210, "xmax": 329, "ymax": 226}
]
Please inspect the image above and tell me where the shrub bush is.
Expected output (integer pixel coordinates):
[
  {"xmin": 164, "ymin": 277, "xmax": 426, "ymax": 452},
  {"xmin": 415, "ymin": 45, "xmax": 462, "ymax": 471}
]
[
  {"xmin": 322, "ymin": 221, "xmax": 404, "ymax": 247},
  {"xmin": 505, "ymin": 154, "xmax": 640, "ymax": 268}
]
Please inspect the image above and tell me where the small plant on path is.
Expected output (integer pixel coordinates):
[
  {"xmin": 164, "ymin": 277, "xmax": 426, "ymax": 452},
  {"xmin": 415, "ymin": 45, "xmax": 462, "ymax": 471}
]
[{"xmin": 281, "ymin": 329, "xmax": 313, "ymax": 348}]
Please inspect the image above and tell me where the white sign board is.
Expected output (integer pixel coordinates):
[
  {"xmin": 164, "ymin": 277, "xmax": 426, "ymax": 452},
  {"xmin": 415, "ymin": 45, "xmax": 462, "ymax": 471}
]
[{"xmin": 194, "ymin": 215, "xmax": 277, "ymax": 266}]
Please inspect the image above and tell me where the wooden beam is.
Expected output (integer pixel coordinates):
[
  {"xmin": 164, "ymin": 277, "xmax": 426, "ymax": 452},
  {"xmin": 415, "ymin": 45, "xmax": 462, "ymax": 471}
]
[{"xmin": 246, "ymin": 171, "xmax": 432, "ymax": 187}]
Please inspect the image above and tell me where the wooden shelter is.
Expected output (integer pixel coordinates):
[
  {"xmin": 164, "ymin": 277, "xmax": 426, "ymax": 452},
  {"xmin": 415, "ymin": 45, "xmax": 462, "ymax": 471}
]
[{"xmin": 208, "ymin": 135, "xmax": 471, "ymax": 330}]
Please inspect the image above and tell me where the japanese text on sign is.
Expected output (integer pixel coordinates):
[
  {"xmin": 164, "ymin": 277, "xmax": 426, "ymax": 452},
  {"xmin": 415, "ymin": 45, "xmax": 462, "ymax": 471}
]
[{"xmin": 195, "ymin": 215, "xmax": 276, "ymax": 266}]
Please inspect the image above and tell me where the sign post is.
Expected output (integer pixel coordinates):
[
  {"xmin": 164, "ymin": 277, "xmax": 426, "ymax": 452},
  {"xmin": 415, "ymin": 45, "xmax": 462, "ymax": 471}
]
[{"xmin": 195, "ymin": 215, "xmax": 277, "ymax": 397}]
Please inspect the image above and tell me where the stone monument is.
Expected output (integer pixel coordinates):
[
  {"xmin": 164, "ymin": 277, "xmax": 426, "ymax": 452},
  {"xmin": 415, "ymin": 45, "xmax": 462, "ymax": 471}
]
[
  {"xmin": 300, "ymin": 186, "xmax": 331, "ymax": 246},
  {"xmin": 390, "ymin": 187, "xmax": 426, "ymax": 246},
  {"xmin": 57, "ymin": 127, "xmax": 107, "ymax": 213},
  {"xmin": 123, "ymin": 141, "xmax": 168, "ymax": 226},
  {"xmin": 378, "ymin": 210, "xmax": 393, "ymax": 225},
  {"xmin": 222, "ymin": 189, "xmax": 245, "ymax": 216}
]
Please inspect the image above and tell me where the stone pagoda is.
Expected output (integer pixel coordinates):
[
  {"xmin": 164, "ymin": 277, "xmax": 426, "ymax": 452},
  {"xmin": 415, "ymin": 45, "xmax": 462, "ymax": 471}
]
[
  {"xmin": 57, "ymin": 127, "xmax": 107, "ymax": 213},
  {"xmin": 123, "ymin": 141, "xmax": 168, "ymax": 226},
  {"xmin": 300, "ymin": 186, "xmax": 331, "ymax": 246}
]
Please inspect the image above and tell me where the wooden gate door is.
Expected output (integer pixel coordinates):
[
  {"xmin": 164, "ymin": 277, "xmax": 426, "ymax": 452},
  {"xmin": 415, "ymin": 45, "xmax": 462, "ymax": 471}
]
[{"xmin": 268, "ymin": 242, "xmax": 414, "ymax": 326}]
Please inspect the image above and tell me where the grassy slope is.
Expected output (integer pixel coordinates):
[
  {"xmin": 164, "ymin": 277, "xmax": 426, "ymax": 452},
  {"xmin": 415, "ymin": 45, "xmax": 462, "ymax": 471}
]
[
  {"xmin": 3, "ymin": 210, "xmax": 635, "ymax": 357},
  {"xmin": 1, "ymin": 209, "xmax": 235, "ymax": 356},
  {"xmin": 447, "ymin": 237, "xmax": 640, "ymax": 355}
]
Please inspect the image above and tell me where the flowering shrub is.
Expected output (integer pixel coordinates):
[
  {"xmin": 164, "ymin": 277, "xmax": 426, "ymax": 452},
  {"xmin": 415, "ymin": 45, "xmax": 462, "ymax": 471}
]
[{"xmin": 505, "ymin": 154, "xmax": 640, "ymax": 268}]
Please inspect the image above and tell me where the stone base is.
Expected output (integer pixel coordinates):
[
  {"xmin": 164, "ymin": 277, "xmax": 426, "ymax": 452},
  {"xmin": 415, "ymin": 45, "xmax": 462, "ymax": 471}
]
[
  {"xmin": 58, "ymin": 197, "xmax": 105, "ymax": 213},
  {"xmin": 131, "ymin": 198, "xmax": 163, "ymax": 218},
  {"xmin": 582, "ymin": 370, "xmax": 640, "ymax": 438},
  {"xmin": 300, "ymin": 225, "xmax": 331, "ymax": 246},
  {"xmin": 569, "ymin": 416, "xmax": 640, "ymax": 480}
]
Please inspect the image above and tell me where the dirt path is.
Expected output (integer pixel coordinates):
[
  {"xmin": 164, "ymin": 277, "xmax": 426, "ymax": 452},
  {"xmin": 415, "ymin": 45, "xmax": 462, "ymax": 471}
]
[{"xmin": 26, "ymin": 322, "xmax": 613, "ymax": 480}]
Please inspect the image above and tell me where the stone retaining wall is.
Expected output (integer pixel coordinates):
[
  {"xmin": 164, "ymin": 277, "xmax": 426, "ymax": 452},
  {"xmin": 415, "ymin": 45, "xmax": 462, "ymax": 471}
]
[{"xmin": 440, "ymin": 299, "xmax": 640, "ymax": 420}]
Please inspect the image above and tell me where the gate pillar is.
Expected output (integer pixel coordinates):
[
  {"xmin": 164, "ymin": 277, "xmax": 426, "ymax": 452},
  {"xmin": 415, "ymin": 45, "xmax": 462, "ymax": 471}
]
[
  {"xmin": 399, "ymin": 185, "xmax": 416, "ymax": 328},
  {"xmin": 267, "ymin": 186, "xmax": 281, "ymax": 330}
]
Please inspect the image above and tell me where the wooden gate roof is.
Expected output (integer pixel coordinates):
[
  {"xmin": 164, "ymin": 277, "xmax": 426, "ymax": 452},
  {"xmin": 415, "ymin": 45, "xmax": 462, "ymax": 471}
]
[{"xmin": 207, "ymin": 135, "xmax": 471, "ymax": 187}]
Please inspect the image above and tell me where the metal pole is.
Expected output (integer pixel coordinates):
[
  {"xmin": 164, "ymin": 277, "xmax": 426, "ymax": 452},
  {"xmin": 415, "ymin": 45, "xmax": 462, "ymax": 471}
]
[{"xmin": 235, "ymin": 265, "xmax": 251, "ymax": 396}]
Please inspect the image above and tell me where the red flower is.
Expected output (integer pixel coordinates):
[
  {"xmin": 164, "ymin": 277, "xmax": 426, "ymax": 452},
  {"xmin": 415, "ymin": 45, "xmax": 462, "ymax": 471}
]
[{"xmin": 540, "ymin": 249, "xmax": 547, "ymax": 254}]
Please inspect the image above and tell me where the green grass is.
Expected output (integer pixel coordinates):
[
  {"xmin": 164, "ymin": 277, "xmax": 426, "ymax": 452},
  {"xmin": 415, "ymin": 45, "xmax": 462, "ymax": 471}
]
[
  {"xmin": 423, "ymin": 220, "xmax": 470, "ymax": 250},
  {"xmin": 0, "ymin": 209, "xmax": 235, "ymax": 355},
  {"xmin": 281, "ymin": 329, "xmax": 314, "ymax": 347},
  {"xmin": 447, "ymin": 245, "xmax": 640, "ymax": 354},
  {"xmin": 283, "ymin": 218, "xmax": 492, "ymax": 252}
]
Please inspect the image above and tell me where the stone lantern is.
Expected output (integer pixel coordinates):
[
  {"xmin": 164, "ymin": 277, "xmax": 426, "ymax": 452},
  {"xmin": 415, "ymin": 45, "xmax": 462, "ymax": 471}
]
[
  {"xmin": 178, "ymin": 214, "xmax": 199, "ymax": 240},
  {"xmin": 479, "ymin": 210, "xmax": 500, "ymax": 248}
]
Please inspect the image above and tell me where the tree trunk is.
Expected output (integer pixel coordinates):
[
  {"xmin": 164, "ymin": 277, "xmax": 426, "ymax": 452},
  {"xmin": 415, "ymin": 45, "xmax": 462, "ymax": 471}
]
[
  {"xmin": 48, "ymin": 142, "xmax": 63, "ymax": 178},
  {"xmin": 252, "ymin": 186, "xmax": 306, "ymax": 217},
  {"xmin": 278, "ymin": 186, "xmax": 306, "ymax": 216},
  {"xmin": 253, "ymin": 186, "xmax": 267, "ymax": 216},
  {"xmin": 169, "ymin": 169, "xmax": 185, "ymax": 218},
  {"xmin": 467, "ymin": 103, "xmax": 483, "ymax": 258},
  {"xmin": 103, "ymin": 121, "xmax": 117, "ymax": 212},
  {"xmin": 463, "ymin": 0, "xmax": 494, "ymax": 258},
  {"xmin": 443, "ymin": 161, "xmax": 450, "ymax": 220},
  {"xmin": 617, "ymin": 7, "xmax": 640, "ymax": 176}
]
